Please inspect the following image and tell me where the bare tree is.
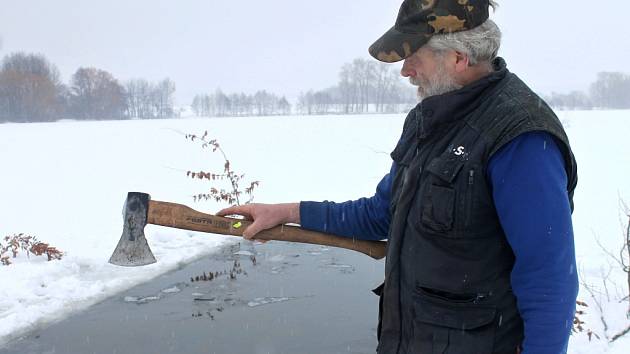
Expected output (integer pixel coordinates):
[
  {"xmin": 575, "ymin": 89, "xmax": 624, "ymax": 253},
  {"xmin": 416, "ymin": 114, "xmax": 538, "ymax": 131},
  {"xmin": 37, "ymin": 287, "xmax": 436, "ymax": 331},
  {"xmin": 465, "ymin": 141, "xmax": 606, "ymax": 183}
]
[
  {"xmin": 590, "ymin": 72, "xmax": 630, "ymax": 109},
  {"xmin": 192, "ymin": 94, "xmax": 212, "ymax": 117},
  {"xmin": 278, "ymin": 96, "xmax": 291, "ymax": 115},
  {"xmin": 0, "ymin": 52, "xmax": 65, "ymax": 122},
  {"xmin": 338, "ymin": 63, "xmax": 356, "ymax": 114},
  {"xmin": 152, "ymin": 78, "xmax": 176, "ymax": 118},
  {"xmin": 70, "ymin": 67, "xmax": 126, "ymax": 120},
  {"xmin": 297, "ymin": 90, "xmax": 314, "ymax": 115},
  {"xmin": 619, "ymin": 200, "xmax": 630, "ymax": 317},
  {"xmin": 214, "ymin": 89, "xmax": 230, "ymax": 117},
  {"xmin": 373, "ymin": 62, "xmax": 391, "ymax": 113},
  {"xmin": 125, "ymin": 79, "xmax": 151, "ymax": 118},
  {"xmin": 548, "ymin": 91, "xmax": 592, "ymax": 110},
  {"xmin": 589, "ymin": 199, "xmax": 630, "ymax": 342},
  {"xmin": 124, "ymin": 78, "xmax": 177, "ymax": 119}
]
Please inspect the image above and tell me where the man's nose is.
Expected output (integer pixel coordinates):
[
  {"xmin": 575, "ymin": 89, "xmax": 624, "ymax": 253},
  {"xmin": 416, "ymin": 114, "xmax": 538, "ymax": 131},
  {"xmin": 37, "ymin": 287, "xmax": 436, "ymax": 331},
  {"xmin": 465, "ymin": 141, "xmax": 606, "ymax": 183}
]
[{"xmin": 401, "ymin": 60, "xmax": 416, "ymax": 78}]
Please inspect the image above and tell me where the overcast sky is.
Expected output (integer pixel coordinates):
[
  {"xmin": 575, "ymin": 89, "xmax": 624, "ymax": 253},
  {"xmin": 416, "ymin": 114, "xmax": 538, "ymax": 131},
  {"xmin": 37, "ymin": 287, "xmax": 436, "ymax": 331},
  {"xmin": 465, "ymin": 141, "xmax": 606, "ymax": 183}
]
[{"xmin": 0, "ymin": 0, "xmax": 626, "ymax": 105}]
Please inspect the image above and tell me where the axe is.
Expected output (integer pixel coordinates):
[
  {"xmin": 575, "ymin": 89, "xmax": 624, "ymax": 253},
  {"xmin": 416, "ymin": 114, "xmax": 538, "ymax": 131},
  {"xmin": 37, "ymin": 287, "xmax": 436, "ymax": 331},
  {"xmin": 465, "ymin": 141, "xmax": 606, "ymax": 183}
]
[{"xmin": 109, "ymin": 192, "xmax": 387, "ymax": 266}]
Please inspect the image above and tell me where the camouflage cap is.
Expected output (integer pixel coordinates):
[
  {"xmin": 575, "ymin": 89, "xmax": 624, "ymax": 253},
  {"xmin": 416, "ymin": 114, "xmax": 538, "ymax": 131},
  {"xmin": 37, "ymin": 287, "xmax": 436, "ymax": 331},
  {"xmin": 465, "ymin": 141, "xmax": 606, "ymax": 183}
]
[{"xmin": 369, "ymin": 0, "xmax": 490, "ymax": 63}]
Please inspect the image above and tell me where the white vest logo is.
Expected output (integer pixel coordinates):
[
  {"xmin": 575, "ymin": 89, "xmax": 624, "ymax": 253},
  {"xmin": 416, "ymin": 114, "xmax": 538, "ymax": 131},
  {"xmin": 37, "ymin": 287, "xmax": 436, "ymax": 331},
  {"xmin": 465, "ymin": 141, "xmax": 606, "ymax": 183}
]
[{"xmin": 454, "ymin": 146, "xmax": 465, "ymax": 156}]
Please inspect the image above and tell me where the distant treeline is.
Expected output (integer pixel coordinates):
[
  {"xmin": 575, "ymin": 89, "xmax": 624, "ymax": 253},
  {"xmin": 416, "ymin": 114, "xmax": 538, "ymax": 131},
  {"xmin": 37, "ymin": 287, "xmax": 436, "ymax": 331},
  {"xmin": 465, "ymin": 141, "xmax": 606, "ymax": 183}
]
[
  {"xmin": 296, "ymin": 58, "xmax": 416, "ymax": 115},
  {"xmin": 191, "ymin": 90, "xmax": 291, "ymax": 117},
  {"xmin": 544, "ymin": 72, "xmax": 630, "ymax": 110},
  {"xmin": 190, "ymin": 58, "xmax": 417, "ymax": 117},
  {"xmin": 0, "ymin": 52, "xmax": 176, "ymax": 123},
  {"xmin": 2, "ymin": 51, "xmax": 629, "ymax": 123}
]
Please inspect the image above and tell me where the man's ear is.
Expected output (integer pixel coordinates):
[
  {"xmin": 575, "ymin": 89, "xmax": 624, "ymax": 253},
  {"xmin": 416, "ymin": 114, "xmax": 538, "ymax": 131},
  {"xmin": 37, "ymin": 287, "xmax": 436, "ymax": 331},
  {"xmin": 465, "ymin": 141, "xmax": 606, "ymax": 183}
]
[{"xmin": 454, "ymin": 51, "xmax": 470, "ymax": 73}]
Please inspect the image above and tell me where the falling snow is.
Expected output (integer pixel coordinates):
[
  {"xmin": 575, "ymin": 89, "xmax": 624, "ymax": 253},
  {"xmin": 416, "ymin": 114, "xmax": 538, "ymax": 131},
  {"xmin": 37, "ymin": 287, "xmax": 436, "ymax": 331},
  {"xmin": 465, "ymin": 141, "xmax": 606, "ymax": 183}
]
[{"xmin": 0, "ymin": 111, "xmax": 629, "ymax": 352}]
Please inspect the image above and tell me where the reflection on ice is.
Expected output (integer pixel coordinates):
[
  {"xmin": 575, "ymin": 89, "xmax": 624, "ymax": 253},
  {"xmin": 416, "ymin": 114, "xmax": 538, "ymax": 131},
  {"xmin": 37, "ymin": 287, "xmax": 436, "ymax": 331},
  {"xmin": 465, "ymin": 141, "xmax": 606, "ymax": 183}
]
[
  {"xmin": 268, "ymin": 255, "xmax": 285, "ymax": 262},
  {"xmin": 123, "ymin": 284, "xmax": 186, "ymax": 304},
  {"xmin": 161, "ymin": 286, "xmax": 181, "ymax": 294},
  {"xmin": 247, "ymin": 297, "xmax": 294, "ymax": 308},
  {"xmin": 233, "ymin": 250, "xmax": 255, "ymax": 256},
  {"xmin": 321, "ymin": 262, "xmax": 356, "ymax": 274},
  {"xmin": 327, "ymin": 264, "xmax": 353, "ymax": 268},
  {"xmin": 124, "ymin": 295, "xmax": 160, "ymax": 304}
]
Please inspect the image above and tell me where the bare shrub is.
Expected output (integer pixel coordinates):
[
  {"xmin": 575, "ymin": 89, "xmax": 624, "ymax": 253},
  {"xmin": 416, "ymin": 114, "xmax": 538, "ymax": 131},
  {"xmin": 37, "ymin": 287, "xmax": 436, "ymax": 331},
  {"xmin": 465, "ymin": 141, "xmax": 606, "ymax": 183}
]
[
  {"xmin": 185, "ymin": 131, "xmax": 259, "ymax": 206},
  {"xmin": 0, "ymin": 233, "xmax": 63, "ymax": 266}
]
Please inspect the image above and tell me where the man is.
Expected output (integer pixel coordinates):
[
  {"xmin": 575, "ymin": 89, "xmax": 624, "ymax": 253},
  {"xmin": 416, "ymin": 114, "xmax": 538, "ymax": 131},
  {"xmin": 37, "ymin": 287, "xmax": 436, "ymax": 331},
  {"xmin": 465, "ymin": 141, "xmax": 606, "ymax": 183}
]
[{"xmin": 218, "ymin": 1, "xmax": 578, "ymax": 353}]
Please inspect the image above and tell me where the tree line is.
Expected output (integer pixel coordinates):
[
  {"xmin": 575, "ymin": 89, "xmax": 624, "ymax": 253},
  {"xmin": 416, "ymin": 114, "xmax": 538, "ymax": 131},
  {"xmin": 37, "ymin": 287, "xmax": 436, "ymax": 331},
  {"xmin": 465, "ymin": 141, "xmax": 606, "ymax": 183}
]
[
  {"xmin": 191, "ymin": 90, "xmax": 291, "ymax": 117},
  {"xmin": 189, "ymin": 58, "xmax": 417, "ymax": 118},
  {"xmin": 0, "ymin": 52, "xmax": 176, "ymax": 123},
  {"xmin": 2, "ymin": 50, "xmax": 629, "ymax": 123},
  {"xmin": 545, "ymin": 72, "xmax": 630, "ymax": 110},
  {"xmin": 296, "ymin": 58, "xmax": 416, "ymax": 115}
]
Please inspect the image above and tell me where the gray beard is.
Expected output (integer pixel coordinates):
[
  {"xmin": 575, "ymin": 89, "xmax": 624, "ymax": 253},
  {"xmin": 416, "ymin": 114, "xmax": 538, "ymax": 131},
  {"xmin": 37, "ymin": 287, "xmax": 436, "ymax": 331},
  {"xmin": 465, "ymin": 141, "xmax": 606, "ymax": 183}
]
[{"xmin": 410, "ymin": 63, "xmax": 463, "ymax": 102}]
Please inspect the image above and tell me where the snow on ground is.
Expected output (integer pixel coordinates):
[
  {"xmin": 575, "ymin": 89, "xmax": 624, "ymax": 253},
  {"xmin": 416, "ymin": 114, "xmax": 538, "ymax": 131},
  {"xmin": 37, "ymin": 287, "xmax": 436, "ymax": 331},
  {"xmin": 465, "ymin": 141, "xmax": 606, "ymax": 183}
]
[
  {"xmin": 1, "ymin": 111, "xmax": 630, "ymax": 352},
  {"xmin": 556, "ymin": 110, "xmax": 630, "ymax": 353}
]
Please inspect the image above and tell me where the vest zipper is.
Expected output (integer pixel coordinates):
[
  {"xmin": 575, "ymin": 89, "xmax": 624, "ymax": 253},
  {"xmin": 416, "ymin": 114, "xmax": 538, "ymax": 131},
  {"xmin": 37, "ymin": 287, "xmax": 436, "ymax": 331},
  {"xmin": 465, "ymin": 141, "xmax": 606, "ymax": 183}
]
[
  {"xmin": 465, "ymin": 169, "xmax": 474, "ymax": 227},
  {"xmin": 473, "ymin": 292, "xmax": 490, "ymax": 304}
]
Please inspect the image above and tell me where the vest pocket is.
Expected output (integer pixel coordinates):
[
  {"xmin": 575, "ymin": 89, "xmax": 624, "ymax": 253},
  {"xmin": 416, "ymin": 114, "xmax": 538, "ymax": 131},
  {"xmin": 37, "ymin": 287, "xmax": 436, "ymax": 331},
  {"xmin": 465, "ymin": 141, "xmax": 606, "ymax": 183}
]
[
  {"xmin": 420, "ymin": 156, "xmax": 464, "ymax": 234},
  {"xmin": 410, "ymin": 288, "xmax": 496, "ymax": 354},
  {"xmin": 421, "ymin": 185, "xmax": 456, "ymax": 232}
]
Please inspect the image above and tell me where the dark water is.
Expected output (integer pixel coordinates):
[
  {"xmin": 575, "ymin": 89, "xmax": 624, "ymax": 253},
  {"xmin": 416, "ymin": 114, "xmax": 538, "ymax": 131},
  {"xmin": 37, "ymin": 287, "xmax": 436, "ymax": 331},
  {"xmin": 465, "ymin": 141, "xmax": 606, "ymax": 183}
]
[{"xmin": 1, "ymin": 241, "xmax": 385, "ymax": 354}]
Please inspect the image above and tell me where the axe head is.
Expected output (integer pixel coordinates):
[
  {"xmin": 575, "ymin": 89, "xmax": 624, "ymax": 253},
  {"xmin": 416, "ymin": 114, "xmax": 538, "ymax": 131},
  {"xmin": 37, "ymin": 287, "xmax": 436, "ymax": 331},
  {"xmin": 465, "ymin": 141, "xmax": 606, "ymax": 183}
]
[{"xmin": 108, "ymin": 192, "xmax": 157, "ymax": 267}]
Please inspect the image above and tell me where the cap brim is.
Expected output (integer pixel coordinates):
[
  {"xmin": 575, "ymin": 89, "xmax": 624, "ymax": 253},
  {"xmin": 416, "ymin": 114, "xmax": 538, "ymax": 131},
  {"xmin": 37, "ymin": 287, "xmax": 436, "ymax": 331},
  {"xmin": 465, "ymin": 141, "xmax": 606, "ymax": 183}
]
[{"xmin": 369, "ymin": 26, "xmax": 431, "ymax": 63}]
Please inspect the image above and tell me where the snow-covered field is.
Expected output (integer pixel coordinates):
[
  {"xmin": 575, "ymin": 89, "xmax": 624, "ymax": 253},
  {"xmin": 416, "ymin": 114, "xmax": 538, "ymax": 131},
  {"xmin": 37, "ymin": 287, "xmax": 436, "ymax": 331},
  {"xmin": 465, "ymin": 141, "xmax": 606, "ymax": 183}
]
[{"xmin": 1, "ymin": 111, "xmax": 629, "ymax": 352}]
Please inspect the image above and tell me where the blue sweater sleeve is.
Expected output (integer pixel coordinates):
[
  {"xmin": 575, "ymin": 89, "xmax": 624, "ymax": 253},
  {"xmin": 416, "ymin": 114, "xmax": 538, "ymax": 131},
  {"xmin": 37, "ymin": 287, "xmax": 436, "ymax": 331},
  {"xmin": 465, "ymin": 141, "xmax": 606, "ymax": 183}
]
[
  {"xmin": 299, "ymin": 163, "xmax": 395, "ymax": 241},
  {"xmin": 488, "ymin": 131, "xmax": 578, "ymax": 354}
]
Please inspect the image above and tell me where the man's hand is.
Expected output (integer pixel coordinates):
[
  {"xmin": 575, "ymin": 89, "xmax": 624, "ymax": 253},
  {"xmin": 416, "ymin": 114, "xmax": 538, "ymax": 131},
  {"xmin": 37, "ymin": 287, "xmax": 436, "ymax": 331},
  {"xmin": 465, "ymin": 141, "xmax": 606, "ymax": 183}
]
[{"xmin": 216, "ymin": 203, "xmax": 300, "ymax": 240}]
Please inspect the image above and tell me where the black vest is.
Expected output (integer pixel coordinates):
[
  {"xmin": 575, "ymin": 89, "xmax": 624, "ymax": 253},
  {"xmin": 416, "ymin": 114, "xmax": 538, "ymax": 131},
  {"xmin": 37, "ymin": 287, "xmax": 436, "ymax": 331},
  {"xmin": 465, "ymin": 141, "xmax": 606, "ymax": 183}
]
[{"xmin": 375, "ymin": 59, "xmax": 578, "ymax": 354}]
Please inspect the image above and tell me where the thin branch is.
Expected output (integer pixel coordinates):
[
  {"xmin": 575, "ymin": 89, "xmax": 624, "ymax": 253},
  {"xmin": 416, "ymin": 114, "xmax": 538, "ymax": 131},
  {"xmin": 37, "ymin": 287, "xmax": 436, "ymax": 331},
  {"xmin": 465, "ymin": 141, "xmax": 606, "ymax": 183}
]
[
  {"xmin": 594, "ymin": 234, "xmax": 625, "ymax": 269},
  {"xmin": 610, "ymin": 324, "xmax": 630, "ymax": 342},
  {"xmin": 601, "ymin": 266, "xmax": 614, "ymax": 302},
  {"xmin": 580, "ymin": 279, "xmax": 609, "ymax": 340}
]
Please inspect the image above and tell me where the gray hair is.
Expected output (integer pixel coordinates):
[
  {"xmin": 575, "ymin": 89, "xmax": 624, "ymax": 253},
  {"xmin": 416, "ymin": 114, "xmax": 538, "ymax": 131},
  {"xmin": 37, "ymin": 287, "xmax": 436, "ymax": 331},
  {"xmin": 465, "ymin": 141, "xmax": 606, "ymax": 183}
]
[{"xmin": 426, "ymin": 19, "xmax": 502, "ymax": 67}]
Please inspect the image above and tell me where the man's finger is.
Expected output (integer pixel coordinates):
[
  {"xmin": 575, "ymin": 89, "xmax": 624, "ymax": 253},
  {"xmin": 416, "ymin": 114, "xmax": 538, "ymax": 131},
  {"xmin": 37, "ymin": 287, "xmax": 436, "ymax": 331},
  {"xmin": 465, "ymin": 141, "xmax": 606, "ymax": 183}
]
[
  {"xmin": 242, "ymin": 222, "xmax": 264, "ymax": 239},
  {"xmin": 215, "ymin": 206, "xmax": 239, "ymax": 216},
  {"xmin": 217, "ymin": 205, "xmax": 250, "ymax": 218}
]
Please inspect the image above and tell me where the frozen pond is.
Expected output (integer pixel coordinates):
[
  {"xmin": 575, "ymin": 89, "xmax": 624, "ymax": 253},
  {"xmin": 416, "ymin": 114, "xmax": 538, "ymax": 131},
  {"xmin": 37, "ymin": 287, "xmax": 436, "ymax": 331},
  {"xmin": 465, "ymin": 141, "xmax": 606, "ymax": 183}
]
[{"xmin": 0, "ymin": 240, "xmax": 385, "ymax": 354}]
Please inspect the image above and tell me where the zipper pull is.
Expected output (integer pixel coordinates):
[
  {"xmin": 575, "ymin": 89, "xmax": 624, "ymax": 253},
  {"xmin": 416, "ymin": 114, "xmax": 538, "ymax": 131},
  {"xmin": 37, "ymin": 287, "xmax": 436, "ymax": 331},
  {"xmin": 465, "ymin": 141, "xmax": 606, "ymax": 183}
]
[
  {"xmin": 474, "ymin": 292, "xmax": 488, "ymax": 304},
  {"xmin": 468, "ymin": 170, "xmax": 475, "ymax": 185}
]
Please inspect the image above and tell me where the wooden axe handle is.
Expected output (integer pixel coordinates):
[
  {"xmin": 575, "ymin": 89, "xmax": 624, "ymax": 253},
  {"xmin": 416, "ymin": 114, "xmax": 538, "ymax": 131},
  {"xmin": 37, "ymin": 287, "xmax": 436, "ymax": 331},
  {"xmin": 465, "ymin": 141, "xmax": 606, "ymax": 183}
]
[{"xmin": 147, "ymin": 200, "xmax": 387, "ymax": 260}]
